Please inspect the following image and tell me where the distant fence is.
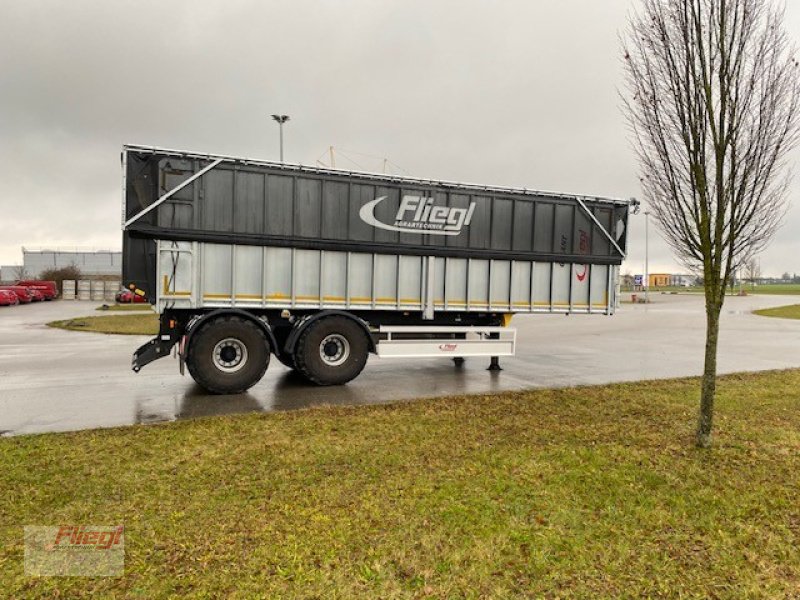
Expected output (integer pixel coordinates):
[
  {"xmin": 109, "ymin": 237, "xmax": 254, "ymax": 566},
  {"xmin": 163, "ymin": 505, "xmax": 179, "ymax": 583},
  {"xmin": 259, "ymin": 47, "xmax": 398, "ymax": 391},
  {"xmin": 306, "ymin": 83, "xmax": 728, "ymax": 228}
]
[{"xmin": 62, "ymin": 279, "xmax": 120, "ymax": 302}]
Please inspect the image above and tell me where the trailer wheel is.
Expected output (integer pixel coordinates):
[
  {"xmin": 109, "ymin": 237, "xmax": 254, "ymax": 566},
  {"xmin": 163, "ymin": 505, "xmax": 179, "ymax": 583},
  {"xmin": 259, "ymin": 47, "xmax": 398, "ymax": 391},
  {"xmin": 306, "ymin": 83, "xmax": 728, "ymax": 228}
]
[
  {"xmin": 185, "ymin": 316, "xmax": 270, "ymax": 394},
  {"xmin": 276, "ymin": 352, "xmax": 296, "ymax": 370},
  {"xmin": 271, "ymin": 326, "xmax": 296, "ymax": 370},
  {"xmin": 294, "ymin": 316, "xmax": 369, "ymax": 385}
]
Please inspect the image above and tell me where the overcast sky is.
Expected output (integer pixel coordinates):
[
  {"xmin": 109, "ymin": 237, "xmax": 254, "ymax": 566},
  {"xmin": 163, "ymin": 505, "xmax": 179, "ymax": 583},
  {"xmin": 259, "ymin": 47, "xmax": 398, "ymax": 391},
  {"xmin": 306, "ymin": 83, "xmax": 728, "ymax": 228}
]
[{"xmin": 1, "ymin": 0, "xmax": 798, "ymax": 276}]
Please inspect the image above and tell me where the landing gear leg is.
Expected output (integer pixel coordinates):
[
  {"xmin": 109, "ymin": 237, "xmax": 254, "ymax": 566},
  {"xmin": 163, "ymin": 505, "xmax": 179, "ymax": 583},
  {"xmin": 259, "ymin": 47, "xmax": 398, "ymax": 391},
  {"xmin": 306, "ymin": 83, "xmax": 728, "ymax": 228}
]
[{"xmin": 487, "ymin": 331, "xmax": 502, "ymax": 371}]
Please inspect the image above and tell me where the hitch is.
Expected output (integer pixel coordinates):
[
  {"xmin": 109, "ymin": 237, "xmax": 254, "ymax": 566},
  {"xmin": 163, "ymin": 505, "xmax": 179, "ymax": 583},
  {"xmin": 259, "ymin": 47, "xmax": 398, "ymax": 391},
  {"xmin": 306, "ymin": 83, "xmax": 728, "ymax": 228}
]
[
  {"xmin": 131, "ymin": 313, "xmax": 184, "ymax": 372},
  {"xmin": 132, "ymin": 335, "xmax": 179, "ymax": 372}
]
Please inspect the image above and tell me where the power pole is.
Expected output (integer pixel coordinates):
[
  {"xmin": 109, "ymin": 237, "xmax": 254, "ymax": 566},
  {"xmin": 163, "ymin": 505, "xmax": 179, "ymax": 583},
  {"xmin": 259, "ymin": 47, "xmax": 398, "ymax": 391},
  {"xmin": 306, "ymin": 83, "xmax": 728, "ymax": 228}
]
[{"xmin": 644, "ymin": 210, "xmax": 650, "ymax": 304}]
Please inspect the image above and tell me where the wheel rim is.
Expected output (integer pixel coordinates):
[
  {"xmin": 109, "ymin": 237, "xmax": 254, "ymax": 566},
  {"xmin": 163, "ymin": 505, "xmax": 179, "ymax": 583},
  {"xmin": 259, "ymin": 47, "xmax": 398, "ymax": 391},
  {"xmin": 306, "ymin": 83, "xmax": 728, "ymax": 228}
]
[
  {"xmin": 212, "ymin": 337, "xmax": 248, "ymax": 373},
  {"xmin": 319, "ymin": 334, "xmax": 350, "ymax": 366}
]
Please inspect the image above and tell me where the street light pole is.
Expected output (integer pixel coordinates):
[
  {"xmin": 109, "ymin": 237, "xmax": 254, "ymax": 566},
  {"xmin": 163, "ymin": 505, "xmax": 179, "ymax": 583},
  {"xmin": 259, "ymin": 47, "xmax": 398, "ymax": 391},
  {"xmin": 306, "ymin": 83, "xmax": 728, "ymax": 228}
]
[
  {"xmin": 271, "ymin": 114, "xmax": 290, "ymax": 162},
  {"xmin": 644, "ymin": 210, "xmax": 650, "ymax": 304}
]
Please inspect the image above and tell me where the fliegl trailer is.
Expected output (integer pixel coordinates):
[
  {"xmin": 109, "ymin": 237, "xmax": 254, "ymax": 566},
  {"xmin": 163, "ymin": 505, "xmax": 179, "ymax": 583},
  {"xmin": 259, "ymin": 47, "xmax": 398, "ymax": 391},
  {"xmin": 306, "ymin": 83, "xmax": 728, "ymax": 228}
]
[{"xmin": 122, "ymin": 145, "xmax": 636, "ymax": 394}]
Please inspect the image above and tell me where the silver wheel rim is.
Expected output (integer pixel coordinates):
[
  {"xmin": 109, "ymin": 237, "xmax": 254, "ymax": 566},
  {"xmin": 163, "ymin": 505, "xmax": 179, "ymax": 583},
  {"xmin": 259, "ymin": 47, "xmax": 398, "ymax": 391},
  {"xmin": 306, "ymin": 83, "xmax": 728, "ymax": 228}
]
[
  {"xmin": 213, "ymin": 337, "xmax": 248, "ymax": 373},
  {"xmin": 319, "ymin": 334, "xmax": 350, "ymax": 366}
]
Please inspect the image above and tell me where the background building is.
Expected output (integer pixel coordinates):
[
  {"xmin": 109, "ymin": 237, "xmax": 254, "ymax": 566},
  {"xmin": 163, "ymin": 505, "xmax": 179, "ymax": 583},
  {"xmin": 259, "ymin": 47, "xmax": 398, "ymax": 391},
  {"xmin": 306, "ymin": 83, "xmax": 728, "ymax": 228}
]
[
  {"xmin": 648, "ymin": 274, "xmax": 671, "ymax": 288},
  {"xmin": 631, "ymin": 273, "xmax": 696, "ymax": 289},
  {"xmin": 22, "ymin": 247, "xmax": 122, "ymax": 278},
  {"xmin": 0, "ymin": 265, "xmax": 23, "ymax": 282}
]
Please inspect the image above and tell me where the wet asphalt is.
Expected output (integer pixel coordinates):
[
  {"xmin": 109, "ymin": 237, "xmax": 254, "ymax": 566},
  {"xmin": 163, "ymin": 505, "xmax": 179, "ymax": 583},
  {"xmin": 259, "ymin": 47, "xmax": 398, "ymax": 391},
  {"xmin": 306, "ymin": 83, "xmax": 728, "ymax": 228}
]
[{"xmin": 1, "ymin": 293, "xmax": 798, "ymax": 436}]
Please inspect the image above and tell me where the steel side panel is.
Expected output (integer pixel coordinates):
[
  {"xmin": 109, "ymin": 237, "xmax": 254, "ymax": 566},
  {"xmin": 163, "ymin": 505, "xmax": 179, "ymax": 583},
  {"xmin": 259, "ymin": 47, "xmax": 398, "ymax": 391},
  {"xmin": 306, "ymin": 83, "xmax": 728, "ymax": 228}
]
[{"xmin": 155, "ymin": 240, "xmax": 616, "ymax": 315}]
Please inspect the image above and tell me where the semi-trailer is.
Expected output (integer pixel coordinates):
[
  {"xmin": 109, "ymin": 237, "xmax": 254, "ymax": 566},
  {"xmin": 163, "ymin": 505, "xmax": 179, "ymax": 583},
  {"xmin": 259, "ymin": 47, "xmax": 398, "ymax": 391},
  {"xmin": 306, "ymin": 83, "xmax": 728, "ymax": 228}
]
[{"xmin": 123, "ymin": 145, "xmax": 636, "ymax": 393}]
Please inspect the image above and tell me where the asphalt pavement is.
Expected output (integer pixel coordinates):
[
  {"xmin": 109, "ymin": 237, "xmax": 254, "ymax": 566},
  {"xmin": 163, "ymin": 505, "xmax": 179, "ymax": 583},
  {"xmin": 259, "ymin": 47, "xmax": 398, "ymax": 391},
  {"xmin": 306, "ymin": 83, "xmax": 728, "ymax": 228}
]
[{"xmin": 1, "ymin": 293, "xmax": 799, "ymax": 436}]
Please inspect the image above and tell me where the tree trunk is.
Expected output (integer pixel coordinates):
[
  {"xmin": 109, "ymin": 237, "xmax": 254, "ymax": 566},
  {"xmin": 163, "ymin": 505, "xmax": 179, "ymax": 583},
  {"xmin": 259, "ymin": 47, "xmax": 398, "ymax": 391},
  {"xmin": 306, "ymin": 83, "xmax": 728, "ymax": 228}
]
[{"xmin": 697, "ymin": 305, "xmax": 721, "ymax": 448}]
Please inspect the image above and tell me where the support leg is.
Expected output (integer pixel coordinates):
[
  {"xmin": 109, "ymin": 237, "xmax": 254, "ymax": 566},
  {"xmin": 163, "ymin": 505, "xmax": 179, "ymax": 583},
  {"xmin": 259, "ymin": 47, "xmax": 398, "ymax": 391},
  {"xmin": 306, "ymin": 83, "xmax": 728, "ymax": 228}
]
[{"xmin": 487, "ymin": 331, "xmax": 502, "ymax": 371}]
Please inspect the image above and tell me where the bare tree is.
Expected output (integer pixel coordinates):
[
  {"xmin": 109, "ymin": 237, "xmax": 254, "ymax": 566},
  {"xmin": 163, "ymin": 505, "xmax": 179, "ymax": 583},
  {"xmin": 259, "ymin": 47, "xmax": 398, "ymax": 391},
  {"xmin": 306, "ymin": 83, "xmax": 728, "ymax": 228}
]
[
  {"xmin": 39, "ymin": 265, "xmax": 82, "ymax": 295},
  {"xmin": 742, "ymin": 257, "xmax": 761, "ymax": 286},
  {"xmin": 622, "ymin": 0, "xmax": 800, "ymax": 447}
]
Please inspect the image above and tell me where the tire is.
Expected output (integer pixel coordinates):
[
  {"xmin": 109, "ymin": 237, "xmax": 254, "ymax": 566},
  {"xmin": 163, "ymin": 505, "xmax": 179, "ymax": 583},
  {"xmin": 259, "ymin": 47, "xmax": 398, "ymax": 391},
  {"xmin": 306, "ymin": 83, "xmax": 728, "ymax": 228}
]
[
  {"xmin": 276, "ymin": 352, "xmax": 296, "ymax": 370},
  {"xmin": 294, "ymin": 316, "xmax": 370, "ymax": 385},
  {"xmin": 185, "ymin": 316, "xmax": 270, "ymax": 394},
  {"xmin": 271, "ymin": 326, "xmax": 295, "ymax": 370}
]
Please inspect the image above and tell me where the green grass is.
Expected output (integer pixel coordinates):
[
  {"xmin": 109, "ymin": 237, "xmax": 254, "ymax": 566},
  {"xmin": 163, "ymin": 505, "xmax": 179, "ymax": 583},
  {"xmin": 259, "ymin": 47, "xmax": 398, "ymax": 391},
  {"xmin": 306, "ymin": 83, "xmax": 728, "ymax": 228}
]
[
  {"xmin": 2, "ymin": 371, "xmax": 799, "ymax": 597},
  {"xmin": 621, "ymin": 286, "xmax": 696, "ymax": 293},
  {"xmin": 47, "ymin": 313, "xmax": 159, "ymax": 335},
  {"xmin": 653, "ymin": 285, "xmax": 704, "ymax": 293},
  {"xmin": 751, "ymin": 284, "xmax": 800, "ymax": 295},
  {"xmin": 95, "ymin": 303, "xmax": 154, "ymax": 312},
  {"xmin": 754, "ymin": 304, "xmax": 800, "ymax": 320}
]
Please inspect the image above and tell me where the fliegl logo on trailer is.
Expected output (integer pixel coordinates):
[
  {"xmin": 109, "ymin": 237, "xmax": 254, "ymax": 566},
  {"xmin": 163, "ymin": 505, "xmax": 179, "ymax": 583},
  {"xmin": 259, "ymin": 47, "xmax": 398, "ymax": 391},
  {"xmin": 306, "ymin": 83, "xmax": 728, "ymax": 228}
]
[{"xmin": 360, "ymin": 195, "xmax": 476, "ymax": 236}]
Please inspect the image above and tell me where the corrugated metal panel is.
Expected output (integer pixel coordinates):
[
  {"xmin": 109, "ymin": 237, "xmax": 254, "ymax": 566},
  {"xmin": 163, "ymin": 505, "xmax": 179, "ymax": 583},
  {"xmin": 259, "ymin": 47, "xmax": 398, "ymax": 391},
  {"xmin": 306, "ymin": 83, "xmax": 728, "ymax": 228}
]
[{"xmin": 156, "ymin": 240, "xmax": 615, "ymax": 316}]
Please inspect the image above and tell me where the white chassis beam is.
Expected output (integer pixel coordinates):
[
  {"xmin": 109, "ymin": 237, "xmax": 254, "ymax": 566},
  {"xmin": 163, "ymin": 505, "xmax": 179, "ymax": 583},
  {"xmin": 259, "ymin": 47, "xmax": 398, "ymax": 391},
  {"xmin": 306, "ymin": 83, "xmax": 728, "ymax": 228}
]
[{"xmin": 375, "ymin": 326, "xmax": 516, "ymax": 359}]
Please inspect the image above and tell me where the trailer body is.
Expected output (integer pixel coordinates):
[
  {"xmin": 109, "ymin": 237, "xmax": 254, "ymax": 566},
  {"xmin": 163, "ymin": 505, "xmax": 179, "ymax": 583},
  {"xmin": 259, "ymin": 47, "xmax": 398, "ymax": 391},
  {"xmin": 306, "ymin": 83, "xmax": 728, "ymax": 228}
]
[{"xmin": 122, "ymin": 145, "xmax": 635, "ymax": 392}]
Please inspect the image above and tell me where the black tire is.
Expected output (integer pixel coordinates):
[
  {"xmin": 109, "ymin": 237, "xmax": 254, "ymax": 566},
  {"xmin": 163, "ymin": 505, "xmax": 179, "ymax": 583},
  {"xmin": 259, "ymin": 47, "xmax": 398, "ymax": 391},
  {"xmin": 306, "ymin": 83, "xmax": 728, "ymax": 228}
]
[
  {"xmin": 294, "ymin": 316, "xmax": 370, "ymax": 385},
  {"xmin": 271, "ymin": 326, "xmax": 295, "ymax": 370},
  {"xmin": 185, "ymin": 316, "xmax": 270, "ymax": 394},
  {"xmin": 276, "ymin": 352, "xmax": 296, "ymax": 370}
]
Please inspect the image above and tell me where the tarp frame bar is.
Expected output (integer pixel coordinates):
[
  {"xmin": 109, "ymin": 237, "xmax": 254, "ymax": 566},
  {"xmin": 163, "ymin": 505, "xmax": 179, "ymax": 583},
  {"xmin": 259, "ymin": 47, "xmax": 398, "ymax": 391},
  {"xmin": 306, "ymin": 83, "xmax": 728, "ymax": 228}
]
[
  {"xmin": 124, "ymin": 158, "xmax": 224, "ymax": 229},
  {"xmin": 575, "ymin": 196, "xmax": 626, "ymax": 259}
]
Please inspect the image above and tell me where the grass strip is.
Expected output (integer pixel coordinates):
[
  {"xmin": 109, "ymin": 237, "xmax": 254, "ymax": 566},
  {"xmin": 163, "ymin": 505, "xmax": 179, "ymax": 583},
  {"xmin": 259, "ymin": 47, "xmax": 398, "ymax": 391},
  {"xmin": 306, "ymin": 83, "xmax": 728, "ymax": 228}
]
[
  {"xmin": 754, "ymin": 304, "xmax": 800, "ymax": 320},
  {"xmin": 47, "ymin": 313, "xmax": 158, "ymax": 335}
]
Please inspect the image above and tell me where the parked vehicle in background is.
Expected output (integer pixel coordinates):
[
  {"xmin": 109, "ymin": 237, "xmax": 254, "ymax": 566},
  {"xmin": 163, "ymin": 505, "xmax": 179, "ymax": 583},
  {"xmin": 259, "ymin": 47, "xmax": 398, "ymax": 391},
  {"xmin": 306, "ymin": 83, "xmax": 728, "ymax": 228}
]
[
  {"xmin": 123, "ymin": 145, "xmax": 636, "ymax": 394},
  {"xmin": 26, "ymin": 288, "xmax": 45, "ymax": 302},
  {"xmin": 0, "ymin": 289, "xmax": 19, "ymax": 306},
  {"xmin": 115, "ymin": 289, "xmax": 147, "ymax": 304},
  {"xmin": 16, "ymin": 280, "xmax": 58, "ymax": 300},
  {"xmin": 0, "ymin": 286, "xmax": 32, "ymax": 304}
]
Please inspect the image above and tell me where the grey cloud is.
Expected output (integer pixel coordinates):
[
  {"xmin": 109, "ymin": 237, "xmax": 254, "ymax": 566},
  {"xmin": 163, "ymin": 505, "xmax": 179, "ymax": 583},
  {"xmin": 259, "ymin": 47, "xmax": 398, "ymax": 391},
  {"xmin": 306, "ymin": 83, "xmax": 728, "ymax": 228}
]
[{"xmin": 0, "ymin": 0, "xmax": 797, "ymax": 276}]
